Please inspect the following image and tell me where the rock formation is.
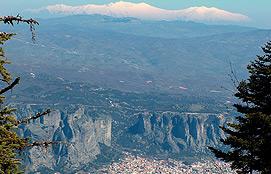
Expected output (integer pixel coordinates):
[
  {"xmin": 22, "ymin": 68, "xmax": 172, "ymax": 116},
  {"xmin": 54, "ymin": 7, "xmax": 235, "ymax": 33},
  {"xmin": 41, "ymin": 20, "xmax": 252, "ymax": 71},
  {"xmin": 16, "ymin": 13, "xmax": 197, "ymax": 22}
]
[
  {"xmin": 10, "ymin": 102, "xmax": 234, "ymax": 173},
  {"xmin": 13, "ymin": 104, "xmax": 111, "ymax": 173},
  {"xmin": 123, "ymin": 112, "xmax": 234, "ymax": 155}
]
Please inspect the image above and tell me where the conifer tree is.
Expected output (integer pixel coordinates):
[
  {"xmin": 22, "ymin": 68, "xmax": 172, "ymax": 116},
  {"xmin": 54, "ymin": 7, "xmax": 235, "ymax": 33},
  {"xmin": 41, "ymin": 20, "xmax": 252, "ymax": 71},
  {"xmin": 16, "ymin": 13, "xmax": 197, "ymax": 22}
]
[
  {"xmin": 209, "ymin": 41, "xmax": 271, "ymax": 174},
  {"xmin": 0, "ymin": 16, "xmax": 65, "ymax": 174}
]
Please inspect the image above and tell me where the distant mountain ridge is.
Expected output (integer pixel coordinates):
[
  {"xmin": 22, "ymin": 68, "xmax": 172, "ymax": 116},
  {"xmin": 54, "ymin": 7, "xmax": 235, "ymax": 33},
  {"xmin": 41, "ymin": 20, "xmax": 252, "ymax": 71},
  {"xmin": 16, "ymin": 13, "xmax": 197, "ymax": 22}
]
[{"xmin": 26, "ymin": 1, "xmax": 249, "ymax": 23}]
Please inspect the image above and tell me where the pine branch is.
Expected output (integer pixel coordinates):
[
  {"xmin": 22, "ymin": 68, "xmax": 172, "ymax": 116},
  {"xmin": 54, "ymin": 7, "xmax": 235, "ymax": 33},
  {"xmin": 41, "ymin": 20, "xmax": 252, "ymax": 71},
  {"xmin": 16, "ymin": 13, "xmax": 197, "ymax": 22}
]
[
  {"xmin": 0, "ymin": 15, "xmax": 39, "ymax": 42},
  {"xmin": 29, "ymin": 140, "xmax": 70, "ymax": 148},
  {"xmin": 0, "ymin": 15, "xmax": 39, "ymax": 25},
  {"xmin": 0, "ymin": 77, "xmax": 20, "ymax": 95},
  {"xmin": 14, "ymin": 109, "xmax": 52, "ymax": 126}
]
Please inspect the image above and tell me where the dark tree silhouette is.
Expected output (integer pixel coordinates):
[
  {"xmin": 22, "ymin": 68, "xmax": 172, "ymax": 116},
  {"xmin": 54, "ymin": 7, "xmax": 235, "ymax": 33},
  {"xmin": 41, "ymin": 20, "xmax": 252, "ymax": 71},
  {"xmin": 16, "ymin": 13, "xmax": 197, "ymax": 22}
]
[{"xmin": 209, "ymin": 41, "xmax": 271, "ymax": 174}]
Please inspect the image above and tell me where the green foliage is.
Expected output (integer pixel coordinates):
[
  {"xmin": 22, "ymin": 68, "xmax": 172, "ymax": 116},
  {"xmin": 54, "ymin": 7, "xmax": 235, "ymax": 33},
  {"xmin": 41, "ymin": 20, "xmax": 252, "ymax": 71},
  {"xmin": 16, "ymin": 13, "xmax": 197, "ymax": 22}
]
[
  {"xmin": 0, "ymin": 16, "xmax": 45, "ymax": 174},
  {"xmin": 0, "ymin": 32, "xmax": 14, "ymax": 85},
  {"xmin": 0, "ymin": 18, "xmax": 27, "ymax": 174},
  {"xmin": 209, "ymin": 41, "xmax": 271, "ymax": 174}
]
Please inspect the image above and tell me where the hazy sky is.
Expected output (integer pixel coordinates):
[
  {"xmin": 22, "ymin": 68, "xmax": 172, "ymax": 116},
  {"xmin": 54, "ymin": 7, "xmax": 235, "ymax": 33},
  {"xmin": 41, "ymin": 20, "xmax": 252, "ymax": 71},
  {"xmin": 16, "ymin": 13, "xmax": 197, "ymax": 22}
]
[{"xmin": 1, "ymin": 0, "xmax": 271, "ymax": 28}]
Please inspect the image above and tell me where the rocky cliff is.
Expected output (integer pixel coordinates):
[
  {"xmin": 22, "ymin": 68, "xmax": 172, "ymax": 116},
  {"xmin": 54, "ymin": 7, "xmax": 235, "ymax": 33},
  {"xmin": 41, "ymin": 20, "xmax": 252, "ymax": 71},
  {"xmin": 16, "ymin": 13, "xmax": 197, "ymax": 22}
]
[
  {"xmin": 10, "ymin": 101, "xmax": 235, "ymax": 173},
  {"xmin": 118, "ymin": 111, "xmax": 235, "ymax": 157},
  {"xmin": 13, "ymin": 104, "xmax": 111, "ymax": 173},
  {"xmin": 7, "ymin": 98, "xmax": 237, "ymax": 173}
]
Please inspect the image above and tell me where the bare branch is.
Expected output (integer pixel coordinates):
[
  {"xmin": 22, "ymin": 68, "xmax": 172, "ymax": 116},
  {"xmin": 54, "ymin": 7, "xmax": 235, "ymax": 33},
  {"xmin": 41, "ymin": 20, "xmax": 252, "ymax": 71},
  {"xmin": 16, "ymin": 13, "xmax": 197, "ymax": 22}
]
[
  {"xmin": 228, "ymin": 62, "xmax": 239, "ymax": 88},
  {"xmin": 14, "ymin": 109, "xmax": 52, "ymax": 126},
  {"xmin": 0, "ymin": 77, "xmax": 20, "ymax": 95}
]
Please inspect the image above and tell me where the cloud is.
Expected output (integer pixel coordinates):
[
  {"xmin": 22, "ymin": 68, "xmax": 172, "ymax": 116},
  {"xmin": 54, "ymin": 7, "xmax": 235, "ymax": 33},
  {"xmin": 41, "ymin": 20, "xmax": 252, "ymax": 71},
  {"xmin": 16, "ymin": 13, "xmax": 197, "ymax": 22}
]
[{"xmin": 26, "ymin": 1, "xmax": 249, "ymax": 22}]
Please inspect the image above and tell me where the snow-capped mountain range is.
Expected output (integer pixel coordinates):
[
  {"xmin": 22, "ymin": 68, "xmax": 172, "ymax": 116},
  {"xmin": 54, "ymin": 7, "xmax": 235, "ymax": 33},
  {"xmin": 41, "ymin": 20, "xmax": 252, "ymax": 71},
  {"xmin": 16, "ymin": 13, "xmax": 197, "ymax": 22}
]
[{"xmin": 26, "ymin": 1, "xmax": 249, "ymax": 22}]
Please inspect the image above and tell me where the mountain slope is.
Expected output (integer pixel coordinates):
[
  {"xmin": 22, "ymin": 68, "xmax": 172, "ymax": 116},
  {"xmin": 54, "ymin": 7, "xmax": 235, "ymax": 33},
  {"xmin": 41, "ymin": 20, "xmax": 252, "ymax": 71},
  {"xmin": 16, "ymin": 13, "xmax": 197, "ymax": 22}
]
[{"xmin": 3, "ymin": 15, "xmax": 270, "ymax": 100}]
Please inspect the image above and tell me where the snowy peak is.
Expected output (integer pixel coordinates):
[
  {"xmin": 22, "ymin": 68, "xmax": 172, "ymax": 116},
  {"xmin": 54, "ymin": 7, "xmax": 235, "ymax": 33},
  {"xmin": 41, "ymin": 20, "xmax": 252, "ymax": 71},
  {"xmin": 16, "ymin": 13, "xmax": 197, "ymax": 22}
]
[
  {"xmin": 107, "ymin": 1, "xmax": 149, "ymax": 7},
  {"xmin": 26, "ymin": 1, "xmax": 249, "ymax": 22},
  {"xmin": 179, "ymin": 6, "xmax": 249, "ymax": 22}
]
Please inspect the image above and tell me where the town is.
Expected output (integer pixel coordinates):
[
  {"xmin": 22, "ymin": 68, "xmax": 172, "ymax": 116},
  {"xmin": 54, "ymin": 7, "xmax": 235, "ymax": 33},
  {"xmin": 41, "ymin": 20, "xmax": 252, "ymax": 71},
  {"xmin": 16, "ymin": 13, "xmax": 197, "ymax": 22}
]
[{"xmin": 99, "ymin": 153, "xmax": 236, "ymax": 173}]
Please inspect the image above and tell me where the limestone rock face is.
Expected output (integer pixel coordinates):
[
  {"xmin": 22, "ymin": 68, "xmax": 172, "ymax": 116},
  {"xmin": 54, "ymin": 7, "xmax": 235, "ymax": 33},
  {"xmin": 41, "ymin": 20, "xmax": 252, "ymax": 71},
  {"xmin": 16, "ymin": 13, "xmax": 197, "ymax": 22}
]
[
  {"xmin": 124, "ymin": 112, "xmax": 234, "ymax": 154},
  {"xmin": 13, "ymin": 104, "xmax": 111, "ymax": 173},
  {"xmin": 10, "ymin": 102, "xmax": 234, "ymax": 173}
]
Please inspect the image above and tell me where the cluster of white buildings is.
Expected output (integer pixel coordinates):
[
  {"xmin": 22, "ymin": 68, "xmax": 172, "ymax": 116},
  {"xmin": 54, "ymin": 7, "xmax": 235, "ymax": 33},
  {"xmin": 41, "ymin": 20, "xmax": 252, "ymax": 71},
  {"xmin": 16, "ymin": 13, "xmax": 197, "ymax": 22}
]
[{"xmin": 100, "ymin": 154, "xmax": 236, "ymax": 174}]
